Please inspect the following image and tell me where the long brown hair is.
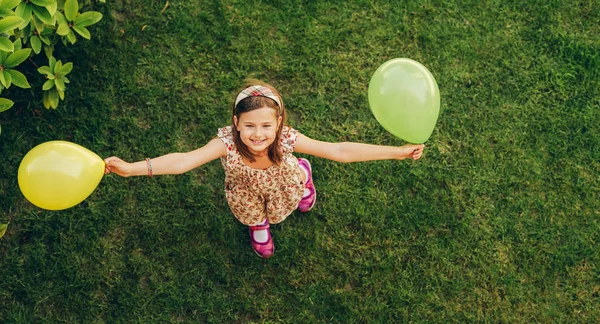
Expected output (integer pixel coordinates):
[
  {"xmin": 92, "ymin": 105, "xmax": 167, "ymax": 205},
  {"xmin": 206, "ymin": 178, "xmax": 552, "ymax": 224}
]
[{"xmin": 232, "ymin": 80, "xmax": 287, "ymax": 164}]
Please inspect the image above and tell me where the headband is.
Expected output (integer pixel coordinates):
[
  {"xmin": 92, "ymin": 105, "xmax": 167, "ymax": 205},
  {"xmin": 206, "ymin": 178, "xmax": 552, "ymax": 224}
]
[{"xmin": 234, "ymin": 85, "xmax": 282, "ymax": 111}]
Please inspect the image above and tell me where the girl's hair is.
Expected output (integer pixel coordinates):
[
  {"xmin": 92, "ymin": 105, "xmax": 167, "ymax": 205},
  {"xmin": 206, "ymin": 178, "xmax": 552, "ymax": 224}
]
[{"xmin": 232, "ymin": 79, "xmax": 287, "ymax": 164}]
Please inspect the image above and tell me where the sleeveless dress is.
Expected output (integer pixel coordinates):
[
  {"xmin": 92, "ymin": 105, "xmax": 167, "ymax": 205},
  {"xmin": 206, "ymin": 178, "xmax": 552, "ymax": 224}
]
[{"xmin": 217, "ymin": 126, "xmax": 304, "ymax": 226}]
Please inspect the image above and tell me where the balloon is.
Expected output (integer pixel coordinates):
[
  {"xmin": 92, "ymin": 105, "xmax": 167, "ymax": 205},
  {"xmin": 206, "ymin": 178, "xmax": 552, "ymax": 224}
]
[
  {"xmin": 18, "ymin": 141, "xmax": 105, "ymax": 210},
  {"xmin": 368, "ymin": 58, "xmax": 440, "ymax": 143}
]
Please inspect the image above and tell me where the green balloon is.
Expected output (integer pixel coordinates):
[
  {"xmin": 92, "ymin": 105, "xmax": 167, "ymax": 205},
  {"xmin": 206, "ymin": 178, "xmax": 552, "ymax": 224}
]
[{"xmin": 368, "ymin": 58, "xmax": 440, "ymax": 144}]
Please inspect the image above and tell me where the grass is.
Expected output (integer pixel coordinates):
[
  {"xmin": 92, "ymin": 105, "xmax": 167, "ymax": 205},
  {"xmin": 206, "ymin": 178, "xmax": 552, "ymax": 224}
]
[{"xmin": 1, "ymin": 0, "xmax": 599, "ymax": 322}]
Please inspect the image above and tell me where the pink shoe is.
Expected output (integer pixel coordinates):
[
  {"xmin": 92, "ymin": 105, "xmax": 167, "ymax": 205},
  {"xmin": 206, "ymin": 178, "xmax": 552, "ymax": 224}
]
[
  {"xmin": 249, "ymin": 222, "xmax": 274, "ymax": 258},
  {"xmin": 297, "ymin": 158, "xmax": 316, "ymax": 212}
]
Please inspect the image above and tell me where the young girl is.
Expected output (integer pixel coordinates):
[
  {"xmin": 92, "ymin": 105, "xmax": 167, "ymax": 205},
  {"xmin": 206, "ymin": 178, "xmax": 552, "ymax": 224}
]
[{"xmin": 104, "ymin": 80, "xmax": 424, "ymax": 258}]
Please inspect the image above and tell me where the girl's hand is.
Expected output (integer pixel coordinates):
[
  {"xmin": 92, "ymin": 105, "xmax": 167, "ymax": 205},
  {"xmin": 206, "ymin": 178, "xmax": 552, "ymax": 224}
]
[
  {"xmin": 104, "ymin": 156, "xmax": 131, "ymax": 177},
  {"xmin": 400, "ymin": 144, "xmax": 424, "ymax": 160}
]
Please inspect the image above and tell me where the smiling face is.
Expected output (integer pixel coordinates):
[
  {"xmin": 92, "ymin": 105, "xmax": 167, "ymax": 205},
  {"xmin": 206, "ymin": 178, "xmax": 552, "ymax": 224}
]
[{"xmin": 234, "ymin": 107, "xmax": 282, "ymax": 155}]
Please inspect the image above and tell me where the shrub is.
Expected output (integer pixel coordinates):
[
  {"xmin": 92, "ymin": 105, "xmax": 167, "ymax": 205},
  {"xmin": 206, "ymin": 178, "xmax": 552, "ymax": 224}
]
[{"xmin": 0, "ymin": 0, "xmax": 103, "ymax": 114}]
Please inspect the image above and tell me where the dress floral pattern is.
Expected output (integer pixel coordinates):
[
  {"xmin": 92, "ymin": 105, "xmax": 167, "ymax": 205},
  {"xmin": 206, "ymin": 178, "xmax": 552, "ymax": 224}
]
[{"xmin": 217, "ymin": 126, "xmax": 304, "ymax": 226}]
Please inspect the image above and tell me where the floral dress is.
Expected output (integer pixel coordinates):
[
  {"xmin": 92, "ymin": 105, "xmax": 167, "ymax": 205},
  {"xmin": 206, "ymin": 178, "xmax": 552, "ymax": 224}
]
[{"xmin": 217, "ymin": 126, "xmax": 304, "ymax": 226}]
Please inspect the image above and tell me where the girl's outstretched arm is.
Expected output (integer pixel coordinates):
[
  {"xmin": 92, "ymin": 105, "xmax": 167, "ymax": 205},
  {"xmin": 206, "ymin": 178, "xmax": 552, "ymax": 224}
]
[
  {"xmin": 104, "ymin": 138, "xmax": 226, "ymax": 177},
  {"xmin": 294, "ymin": 133, "xmax": 424, "ymax": 163}
]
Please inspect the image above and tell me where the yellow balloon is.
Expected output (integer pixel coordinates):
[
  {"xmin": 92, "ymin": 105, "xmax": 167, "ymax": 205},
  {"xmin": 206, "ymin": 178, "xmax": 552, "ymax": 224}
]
[{"xmin": 18, "ymin": 141, "xmax": 105, "ymax": 210}]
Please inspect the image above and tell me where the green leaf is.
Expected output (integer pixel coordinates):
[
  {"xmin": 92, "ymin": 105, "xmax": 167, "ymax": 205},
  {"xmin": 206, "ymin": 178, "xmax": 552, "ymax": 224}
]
[
  {"xmin": 57, "ymin": 88, "xmax": 64, "ymax": 100},
  {"xmin": 43, "ymin": 44, "xmax": 52, "ymax": 59},
  {"xmin": 46, "ymin": 1, "xmax": 57, "ymax": 16},
  {"xmin": 30, "ymin": 0, "xmax": 56, "ymax": 6},
  {"xmin": 15, "ymin": 3, "xmax": 32, "ymax": 29},
  {"xmin": 2, "ymin": 70, "xmax": 11, "ymax": 88},
  {"xmin": 56, "ymin": 22, "xmax": 69, "ymax": 36},
  {"xmin": 58, "ymin": 62, "xmax": 72, "ymax": 76},
  {"xmin": 72, "ymin": 25, "xmax": 89, "ymax": 39},
  {"xmin": 38, "ymin": 65, "xmax": 52, "ymax": 75},
  {"xmin": 53, "ymin": 60, "xmax": 62, "ymax": 73},
  {"xmin": 42, "ymin": 90, "xmax": 50, "ymax": 108},
  {"xmin": 64, "ymin": 0, "xmax": 78, "ymax": 22},
  {"xmin": 0, "ymin": 37, "xmax": 13, "ymax": 52},
  {"xmin": 31, "ymin": 34, "xmax": 42, "ymax": 54},
  {"xmin": 13, "ymin": 38, "xmax": 22, "ymax": 50},
  {"xmin": 62, "ymin": 76, "xmax": 69, "ymax": 84},
  {"xmin": 0, "ymin": 70, "xmax": 7, "ymax": 88},
  {"xmin": 39, "ymin": 34, "xmax": 51, "ymax": 45},
  {"xmin": 4, "ymin": 48, "xmax": 31, "ymax": 68},
  {"xmin": 0, "ymin": 50, "xmax": 7, "ymax": 64},
  {"xmin": 0, "ymin": 97, "xmax": 13, "ymax": 112},
  {"xmin": 31, "ymin": 5, "xmax": 54, "ymax": 26},
  {"xmin": 7, "ymin": 69, "xmax": 30, "ymax": 88},
  {"xmin": 0, "ymin": 16, "xmax": 24, "ymax": 34},
  {"xmin": 49, "ymin": 56, "xmax": 56, "ymax": 69},
  {"xmin": 53, "ymin": 10, "xmax": 65, "ymax": 24},
  {"xmin": 48, "ymin": 87, "xmax": 59, "ymax": 108},
  {"xmin": 0, "ymin": 0, "xmax": 20, "ymax": 10},
  {"xmin": 54, "ymin": 77, "xmax": 65, "ymax": 91},
  {"xmin": 42, "ymin": 78, "xmax": 54, "ymax": 90},
  {"xmin": 66, "ymin": 29, "xmax": 76, "ymax": 44},
  {"xmin": 74, "ymin": 11, "xmax": 102, "ymax": 27},
  {"xmin": 0, "ymin": 223, "xmax": 7, "ymax": 238}
]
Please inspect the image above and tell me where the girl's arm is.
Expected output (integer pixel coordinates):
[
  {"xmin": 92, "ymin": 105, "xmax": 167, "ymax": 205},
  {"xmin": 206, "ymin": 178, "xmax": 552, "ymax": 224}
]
[
  {"xmin": 294, "ymin": 133, "xmax": 424, "ymax": 163},
  {"xmin": 104, "ymin": 138, "xmax": 227, "ymax": 177}
]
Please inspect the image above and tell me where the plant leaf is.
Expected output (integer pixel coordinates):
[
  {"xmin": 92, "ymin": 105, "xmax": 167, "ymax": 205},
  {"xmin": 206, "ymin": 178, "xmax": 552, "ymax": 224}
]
[
  {"xmin": 0, "ymin": 37, "xmax": 13, "ymax": 52},
  {"xmin": 46, "ymin": 1, "xmax": 57, "ymax": 16},
  {"xmin": 66, "ymin": 29, "xmax": 76, "ymax": 44},
  {"xmin": 0, "ymin": 0, "xmax": 21, "ymax": 10},
  {"xmin": 30, "ymin": 0, "xmax": 56, "ymax": 7},
  {"xmin": 49, "ymin": 56, "xmax": 56, "ymax": 69},
  {"xmin": 0, "ymin": 50, "xmax": 7, "ymax": 64},
  {"xmin": 31, "ymin": 5, "xmax": 54, "ymax": 26},
  {"xmin": 54, "ymin": 77, "xmax": 64, "ymax": 91},
  {"xmin": 31, "ymin": 34, "xmax": 42, "ymax": 54},
  {"xmin": 2, "ymin": 70, "xmax": 12, "ymax": 88},
  {"xmin": 48, "ymin": 87, "xmax": 59, "ymax": 108},
  {"xmin": 0, "ymin": 70, "xmax": 7, "ymax": 88},
  {"xmin": 53, "ymin": 60, "xmax": 62, "ymax": 73},
  {"xmin": 13, "ymin": 38, "xmax": 22, "ymax": 50},
  {"xmin": 39, "ymin": 34, "xmax": 51, "ymax": 45},
  {"xmin": 56, "ymin": 22, "xmax": 70, "ymax": 36},
  {"xmin": 42, "ymin": 90, "xmax": 50, "ymax": 108},
  {"xmin": 74, "ymin": 11, "xmax": 102, "ymax": 27},
  {"xmin": 42, "ymin": 78, "xmax": 54, "ymax": 90},
  {"xmin": 15, "ymin": 3, "xmax": 32, "ymax": 29},
  {"xmin": 57, "ymin": 88, "xmax": 64, "ymax": 100},
  {"xmin": 64, "ymin": 0, "xmax": 78, "ymax": 22},
  {"xmin": 7, "ymin": 69, "xmax": 30, "ymax": 88},
  {"xmin": 58, "ymin": 62, "xmax": 73, "ymax": 76},
  {"xmin": 72, "ymin": 25, "xmax": 89, "ymax": 39},
  {"xmin": 37, "ymin": 65, "xmax": 52, "ymax": 75},
  {"xmin": 4, "ymin": 48, "xmax": 31, "ymax": 68},
  {"xmin": 0, "ymin": 97, "xmax": 13, "ymax": 112},
  {"xmin": 0, "ymin": 16, "xmax": 24, "ymax": 34}
]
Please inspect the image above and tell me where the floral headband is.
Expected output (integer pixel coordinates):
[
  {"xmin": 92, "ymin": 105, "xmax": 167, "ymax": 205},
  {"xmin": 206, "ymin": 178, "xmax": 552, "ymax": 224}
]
[{"xmin": 234, "ymin": 85, "xmax": 282, "ymax": 113}]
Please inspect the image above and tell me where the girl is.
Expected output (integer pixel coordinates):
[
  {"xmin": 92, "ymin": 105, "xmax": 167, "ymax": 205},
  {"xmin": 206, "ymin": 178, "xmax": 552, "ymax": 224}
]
[{"xmin": 104, "ymin": 80, "xmax": 424, "ymax": 258}]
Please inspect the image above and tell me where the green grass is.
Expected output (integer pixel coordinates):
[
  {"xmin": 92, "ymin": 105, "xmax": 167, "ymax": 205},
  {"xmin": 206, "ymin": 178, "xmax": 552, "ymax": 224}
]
[{"xmin": 1, "ymin": 0, "xmax": 599, "ymax": 322}]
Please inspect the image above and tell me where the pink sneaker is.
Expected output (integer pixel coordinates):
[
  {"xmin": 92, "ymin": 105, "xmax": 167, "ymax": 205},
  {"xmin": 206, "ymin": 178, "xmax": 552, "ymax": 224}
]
[
  {"xmin": 249, "ymin": 223, "xmax": 274, "ymax": 258},
  {"xmin": 297, "ymin": 158, "xmax": 316, "ymax": 212}
]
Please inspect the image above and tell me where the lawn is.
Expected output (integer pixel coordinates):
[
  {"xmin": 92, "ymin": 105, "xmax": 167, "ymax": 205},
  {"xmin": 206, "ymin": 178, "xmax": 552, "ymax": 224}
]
[{"xmin": 1, "ymin": 0, "xmax": 599, "ymax": 322}]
